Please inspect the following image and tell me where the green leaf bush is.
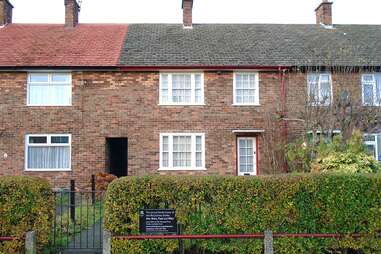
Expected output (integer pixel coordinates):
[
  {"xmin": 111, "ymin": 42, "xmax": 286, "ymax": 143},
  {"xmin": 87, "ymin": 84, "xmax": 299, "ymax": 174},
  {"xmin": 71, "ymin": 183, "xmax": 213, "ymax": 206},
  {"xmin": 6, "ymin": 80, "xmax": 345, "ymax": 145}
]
[
  {"xmin": 104, "ymin": 174, "xmax": 381, "ymax": 254},
  {"xmin": 311, "ymin": 131, "xmax": 381, "ymax": 173},
  {"xmin": 287, "ymin": 130, "xmax": 381, "ymax": 174},
  {"xmin": 0, "ymin": 176, "xmax": 54, "ymax": 253}
]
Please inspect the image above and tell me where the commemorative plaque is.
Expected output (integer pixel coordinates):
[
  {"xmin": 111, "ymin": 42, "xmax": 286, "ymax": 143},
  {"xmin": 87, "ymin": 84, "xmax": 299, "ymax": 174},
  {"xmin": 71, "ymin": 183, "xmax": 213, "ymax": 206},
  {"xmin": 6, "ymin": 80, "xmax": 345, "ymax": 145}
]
[{"xmin": 139, "ymin": 209, "xmax": 177, "ymax": 234}]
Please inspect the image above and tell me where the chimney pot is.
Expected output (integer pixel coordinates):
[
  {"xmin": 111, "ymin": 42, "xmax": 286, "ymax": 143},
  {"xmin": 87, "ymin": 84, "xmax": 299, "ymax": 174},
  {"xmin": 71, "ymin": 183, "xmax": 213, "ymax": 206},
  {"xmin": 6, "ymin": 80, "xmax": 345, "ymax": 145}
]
[
  {"xmin": 182, "ymin": 0, "xmax": 193, "ymax": 28},
  {"xmin": 0, "ymin": 0, "xmax": 13, "ymax": 26},
  {"xmin": 65, "ymin": 0, "xmax": 80, "ymax": 28},
  {"xmin": 315, "ymin": 0, "xmax": 333, "ymax": 26}
]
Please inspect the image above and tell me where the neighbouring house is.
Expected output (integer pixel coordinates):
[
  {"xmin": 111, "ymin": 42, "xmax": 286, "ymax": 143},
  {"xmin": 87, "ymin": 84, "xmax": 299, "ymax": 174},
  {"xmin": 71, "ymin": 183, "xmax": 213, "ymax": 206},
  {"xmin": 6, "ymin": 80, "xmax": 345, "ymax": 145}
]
[{"xmin": 0, "ymin": 0, "xmax": 380, "ymax": 187}]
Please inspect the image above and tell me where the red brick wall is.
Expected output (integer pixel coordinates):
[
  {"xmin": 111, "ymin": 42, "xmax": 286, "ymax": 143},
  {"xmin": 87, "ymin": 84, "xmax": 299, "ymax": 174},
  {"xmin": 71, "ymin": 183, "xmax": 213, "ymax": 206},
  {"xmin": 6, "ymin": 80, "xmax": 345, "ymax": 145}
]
[
  {"xmin": 0, "ymin": 70, "xmax": 365, "ymax": 187},
  {"xmin": 284, "ymin": 70, "xmax": 364, "ymax": 140}
]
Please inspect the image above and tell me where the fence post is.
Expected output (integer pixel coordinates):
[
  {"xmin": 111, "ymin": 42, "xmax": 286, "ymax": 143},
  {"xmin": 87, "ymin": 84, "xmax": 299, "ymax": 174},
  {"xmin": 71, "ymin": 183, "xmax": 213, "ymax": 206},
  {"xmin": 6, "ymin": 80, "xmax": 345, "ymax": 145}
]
[
  {"xmin": 70, "ymin": 180, "xmax": 76, "ymax": 222},
  {"xmin": 177, "ymin": 223, "xmax": 184, "ymax": 254},
  {"xmin": 25, "ymin": 231, "xmax": 36, "ymax": 254},
  {"xmin": 91, "ymin": 174, "xmax": 96, "ymax": 205},
  {"xmin": 103, "ymin": 230, "xmax": 111, "ymax": 254},
  {"xmin": 264, "ymin": 230, "xmax": 274, "ymax": 254}
]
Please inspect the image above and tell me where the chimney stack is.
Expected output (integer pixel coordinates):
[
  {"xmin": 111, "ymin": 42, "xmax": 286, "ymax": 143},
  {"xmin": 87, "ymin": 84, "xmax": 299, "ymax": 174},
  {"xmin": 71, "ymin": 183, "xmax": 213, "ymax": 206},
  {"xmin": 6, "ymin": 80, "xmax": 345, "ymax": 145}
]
[
  {"xmin": 65, "ymin": 0, "xmax": 80, "ymax": 28},
  {"xmin": 182, "ymin": 0, "xmax": 193, "ymax": 28},
  {"xmin": 315, "ymin": 0, "xmax": 333, "ymax": 26},
  {"xmin": 0, "ymin": 0, "xmax": 13, "ymax": 26}
]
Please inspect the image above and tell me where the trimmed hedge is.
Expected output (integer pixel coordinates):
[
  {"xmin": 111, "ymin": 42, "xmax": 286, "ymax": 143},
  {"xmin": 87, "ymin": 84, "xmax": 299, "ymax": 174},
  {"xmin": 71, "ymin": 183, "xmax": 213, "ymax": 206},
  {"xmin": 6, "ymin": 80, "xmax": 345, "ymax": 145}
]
[
  {"xmin": 104, "ymin": 174, "xmax": 381, "ymax": 254},
  {"xmin": 0, "ymin": 176, "xmax": 54, "ymax": 253}
]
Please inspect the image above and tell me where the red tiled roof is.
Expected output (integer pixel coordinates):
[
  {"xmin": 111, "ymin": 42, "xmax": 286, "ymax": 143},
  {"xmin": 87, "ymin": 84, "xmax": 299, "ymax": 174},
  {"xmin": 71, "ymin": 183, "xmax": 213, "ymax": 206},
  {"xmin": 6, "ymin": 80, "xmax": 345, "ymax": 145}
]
[{"xmin": 0, "ymin": 24, "xmax": 128, "ymax": 67}]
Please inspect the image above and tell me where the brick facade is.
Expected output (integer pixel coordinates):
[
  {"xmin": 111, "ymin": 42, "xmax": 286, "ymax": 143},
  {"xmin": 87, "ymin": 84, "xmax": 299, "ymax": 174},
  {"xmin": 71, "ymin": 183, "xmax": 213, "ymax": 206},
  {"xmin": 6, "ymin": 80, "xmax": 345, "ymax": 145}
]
[{"xmin": 0, "ymin": 70, "xmax": 367, "ymax": 187}]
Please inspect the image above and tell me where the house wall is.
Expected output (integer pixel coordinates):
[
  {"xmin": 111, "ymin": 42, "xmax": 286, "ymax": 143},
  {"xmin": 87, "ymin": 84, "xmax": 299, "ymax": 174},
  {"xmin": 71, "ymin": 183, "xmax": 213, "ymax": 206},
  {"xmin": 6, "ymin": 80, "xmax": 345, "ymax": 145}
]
[
  {"xmin": 285, "ymin": 70, "xmax": 364, "ymax": 140},
  {"xmin": 0, "ymin": 70, "xmax": 366, "ymax": 187}
]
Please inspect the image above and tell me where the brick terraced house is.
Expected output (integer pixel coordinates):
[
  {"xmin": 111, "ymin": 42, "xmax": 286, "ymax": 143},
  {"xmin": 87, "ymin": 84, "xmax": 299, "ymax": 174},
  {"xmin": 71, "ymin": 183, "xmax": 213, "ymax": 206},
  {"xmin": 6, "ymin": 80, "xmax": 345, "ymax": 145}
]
[{"xmin": 0, "ymin": 0, "xmax": 380, "ymax": 187}]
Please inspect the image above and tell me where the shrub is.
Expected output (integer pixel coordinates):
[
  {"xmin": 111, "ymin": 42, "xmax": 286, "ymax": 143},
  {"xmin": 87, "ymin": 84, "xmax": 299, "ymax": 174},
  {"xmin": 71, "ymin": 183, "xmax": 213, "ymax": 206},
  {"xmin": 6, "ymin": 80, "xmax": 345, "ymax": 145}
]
[
  {"xmin": 287, "ymin": 130, "xmax": 381, "ymax": 174},
  {"xmin": 312, "ymin": 131, "xmax": 381, "ymax": 173},
  {"xmin": 0, "ymin": 176, "xmax": 54, "ymax": 253},
  {"xmin": 104, "ymin": 174, "xmax": 381, "ymax": 254},
  {"xmin": 286, "ymin": 139, "xmax": 311, "ymax": 172},
  {"xmin": 95, "ymin": 172, "xmax": 118, "ymax": 192}
]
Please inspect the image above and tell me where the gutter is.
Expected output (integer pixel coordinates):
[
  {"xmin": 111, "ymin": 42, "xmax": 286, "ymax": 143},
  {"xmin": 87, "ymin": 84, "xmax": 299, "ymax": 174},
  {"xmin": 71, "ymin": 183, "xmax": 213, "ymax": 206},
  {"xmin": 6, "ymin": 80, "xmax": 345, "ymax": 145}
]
[
  {"xmin": 119, "ymin": 65, "xmax": 290, "ymax": 71},
  {"xmin": 0, "ymin": 66, "xmax": 121, "ymax": 72}
]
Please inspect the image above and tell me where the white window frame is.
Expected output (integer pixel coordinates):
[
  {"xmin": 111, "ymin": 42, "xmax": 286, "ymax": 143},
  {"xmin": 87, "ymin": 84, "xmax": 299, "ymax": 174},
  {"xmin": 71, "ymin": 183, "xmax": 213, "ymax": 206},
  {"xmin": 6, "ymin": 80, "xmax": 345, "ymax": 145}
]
[
  {"xmin": 159, "ymin": 73, "xmax": 205, "ymax": 105},
  {"xmin": 233, "ymin": 72, "xmax": 260, "ymax": 106},
  {"xmin": 25, "ymin": 134, "xmax": 72, "ymax": 172},
  {"xmin": 27, "ymin": 72, "xmax": 72, "ymax": 106},
  {"xmin": 362, "ymin": 74, "xmax": 381, "ymax": 106},
  {"xmin": 364, "ymin": 133, "xmax": 380, "ymax": 161},
  {"xmin": 159, "ymin": 133, "xmax": 206, "ymax": 170},
  {"xmin": 307, "ymin": 73, "xmax": 333, "ymax": 106}
]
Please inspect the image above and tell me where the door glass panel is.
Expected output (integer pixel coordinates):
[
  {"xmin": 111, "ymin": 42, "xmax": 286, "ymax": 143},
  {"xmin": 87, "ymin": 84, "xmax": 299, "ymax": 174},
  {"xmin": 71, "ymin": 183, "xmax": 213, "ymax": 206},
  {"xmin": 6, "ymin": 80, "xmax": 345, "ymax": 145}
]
[{"xmin": 238, "ymin": 138, "xmax": 256, "ymax": 175}]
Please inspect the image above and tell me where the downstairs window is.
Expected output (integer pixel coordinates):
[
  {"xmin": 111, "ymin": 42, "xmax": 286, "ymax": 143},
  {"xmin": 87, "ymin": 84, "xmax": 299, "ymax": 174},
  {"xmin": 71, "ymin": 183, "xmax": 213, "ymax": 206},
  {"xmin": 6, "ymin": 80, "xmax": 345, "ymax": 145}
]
[
  {"xmin": 160, "ymin": 133, "xmax": 205, "ymax": 170},
  {"xmin": 364, "ymin": 134, "xmax": 381, "ymax": 162},
  {"xmin": 25, "ymin": 134, "xmax": 71, "ymax": 171}
]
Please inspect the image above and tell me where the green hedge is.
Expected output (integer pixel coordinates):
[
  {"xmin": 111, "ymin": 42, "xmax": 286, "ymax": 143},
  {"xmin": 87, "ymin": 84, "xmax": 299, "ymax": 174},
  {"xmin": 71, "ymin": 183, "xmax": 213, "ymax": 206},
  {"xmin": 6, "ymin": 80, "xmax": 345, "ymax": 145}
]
[
  {"xmin": 104, "ymin": 174, "xmax": 381, "ymax": 254},
  {"xmin": 0, "ymin": 176, "xmax": 54, "ymax": 253}
]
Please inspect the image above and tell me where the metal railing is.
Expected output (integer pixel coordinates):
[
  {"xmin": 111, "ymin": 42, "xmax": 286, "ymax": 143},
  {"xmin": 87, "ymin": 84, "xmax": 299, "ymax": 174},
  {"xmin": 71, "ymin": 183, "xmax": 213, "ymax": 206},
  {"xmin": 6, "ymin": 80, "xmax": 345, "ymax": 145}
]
[
  {"xmin": 107, "ymin": 231, "xmax": 381, "ymax": 254},
  {"xmin": 0, "ymin": 231, "xmax": 36, "ymax": 254},
  {"xmin": 0, "ymin": 236, "xmax": 18, "ymax": 241}
]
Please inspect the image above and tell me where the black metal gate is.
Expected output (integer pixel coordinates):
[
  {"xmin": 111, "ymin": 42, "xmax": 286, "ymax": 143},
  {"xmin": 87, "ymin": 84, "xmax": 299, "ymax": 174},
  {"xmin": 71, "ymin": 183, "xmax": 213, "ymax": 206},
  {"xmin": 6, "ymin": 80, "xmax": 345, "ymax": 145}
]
[{"xmin": 47, "ymin": 180, "xmax": 104, "ymax": 254}]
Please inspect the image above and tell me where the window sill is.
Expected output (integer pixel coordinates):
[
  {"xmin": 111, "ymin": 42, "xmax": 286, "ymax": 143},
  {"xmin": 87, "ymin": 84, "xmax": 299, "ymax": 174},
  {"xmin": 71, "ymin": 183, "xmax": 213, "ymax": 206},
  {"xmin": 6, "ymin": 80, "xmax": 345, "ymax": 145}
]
[
  {"xmin": 27, "ymin": 105, "xmax": 72, "ymax": 107},
  {"xmin": 362, "ymin": 104, "xmax": 381, "ymax": 107},
  {"xmin": 24, "ymin": 169, "xmax": 72, "ymax": 172},
  {"xmin": 158, "ymin": 168, "xmax": 207, "ymax": 171},
  {"xmin": 232, "ymin": 103, "xmax": 261, "ymax": 106},
  {"xmin": 308, "ymin": 104, "xmax": 331, "ymax": 107},
  {"xmin": 158, "ymin": 103, "xmax": 206, "ymax": 106}
]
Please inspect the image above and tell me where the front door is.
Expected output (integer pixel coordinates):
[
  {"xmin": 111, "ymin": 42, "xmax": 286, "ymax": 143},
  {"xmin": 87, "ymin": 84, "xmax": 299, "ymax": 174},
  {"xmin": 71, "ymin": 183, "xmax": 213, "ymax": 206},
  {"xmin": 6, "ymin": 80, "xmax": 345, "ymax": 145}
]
[
  {"xmin": 106, "ymin": 138, "xmax": 128, "ymax": 177},
  {"xmin": 237, "ymin": 137, "xmax": 257, "ymax": 176}
]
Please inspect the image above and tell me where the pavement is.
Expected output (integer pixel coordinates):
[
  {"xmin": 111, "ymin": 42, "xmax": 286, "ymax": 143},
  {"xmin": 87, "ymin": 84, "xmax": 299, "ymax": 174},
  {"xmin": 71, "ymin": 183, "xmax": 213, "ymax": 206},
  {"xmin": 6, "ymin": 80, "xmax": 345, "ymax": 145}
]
[{"xmin": 62, "ymin": 221, "xmax": 103, "ymax": 254}]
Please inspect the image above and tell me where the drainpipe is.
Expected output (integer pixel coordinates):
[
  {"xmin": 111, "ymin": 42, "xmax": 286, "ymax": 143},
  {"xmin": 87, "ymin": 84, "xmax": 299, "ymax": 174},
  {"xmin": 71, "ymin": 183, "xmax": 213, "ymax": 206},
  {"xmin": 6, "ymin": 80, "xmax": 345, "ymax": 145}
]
[{"xmin": 279, "ymin": 67, "xmax": 289, "ymax": 173}]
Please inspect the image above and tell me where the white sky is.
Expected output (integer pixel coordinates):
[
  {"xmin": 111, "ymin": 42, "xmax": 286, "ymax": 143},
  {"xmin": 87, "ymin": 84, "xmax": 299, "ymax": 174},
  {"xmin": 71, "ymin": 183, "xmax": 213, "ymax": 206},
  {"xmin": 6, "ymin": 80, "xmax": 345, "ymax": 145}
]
[{"xmin": 11, "ymin": 0, "xmax": 381, "ymax": 25}]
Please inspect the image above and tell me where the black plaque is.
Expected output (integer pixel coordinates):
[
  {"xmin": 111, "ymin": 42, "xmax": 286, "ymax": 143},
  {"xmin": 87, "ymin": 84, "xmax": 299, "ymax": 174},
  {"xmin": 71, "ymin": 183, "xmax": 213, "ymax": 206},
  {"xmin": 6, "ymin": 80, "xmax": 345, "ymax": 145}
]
[{"xmin": 139, "ymin": 209, "xmax": 177, "ymax": 234}]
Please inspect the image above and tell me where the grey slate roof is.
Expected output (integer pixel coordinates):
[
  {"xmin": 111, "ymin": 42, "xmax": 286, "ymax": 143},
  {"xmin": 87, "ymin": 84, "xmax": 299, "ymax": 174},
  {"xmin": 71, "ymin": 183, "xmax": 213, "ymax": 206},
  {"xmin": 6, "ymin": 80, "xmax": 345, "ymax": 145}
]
[{"xmin": 120, "ymin": 24, "xmax": 381, "ymax": 67}]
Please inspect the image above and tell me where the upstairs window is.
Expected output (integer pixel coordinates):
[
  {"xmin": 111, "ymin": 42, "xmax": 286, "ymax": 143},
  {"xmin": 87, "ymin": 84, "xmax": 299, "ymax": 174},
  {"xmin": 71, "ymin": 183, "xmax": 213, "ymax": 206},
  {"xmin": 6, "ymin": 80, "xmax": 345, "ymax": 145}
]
[
  {"xmin": 160, "ymin": 73, "xmax": 204, "ymax": 105},
  {"xmin": 307, "ymin": 73, "xmax": 332, "ymax": 106},
  {"xmin": 25, "ymin": 134, "xmax": 71, "ymax": 171},
  {"xmin": 233, "ymin": 72, "xmax": 259, "ymax": 105},
  {"xmin": 362, "ymin": 74, "xmax": 381, "ymax": 106},
  {"xmin": 27, "ymin": 73, "xmax": 72, "ymax": 106},
  {"xmin": 160, "ymin": 133, "xmax": 205, "ymax": 170}
]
